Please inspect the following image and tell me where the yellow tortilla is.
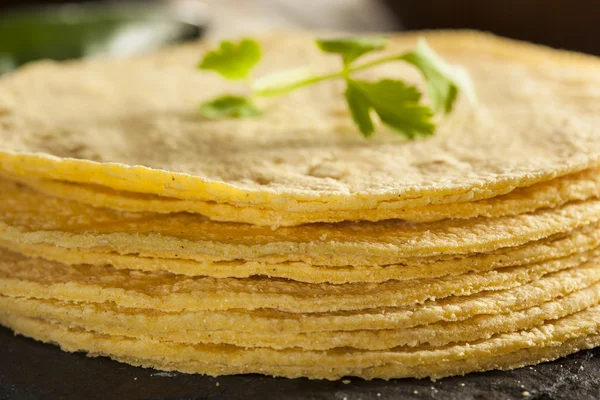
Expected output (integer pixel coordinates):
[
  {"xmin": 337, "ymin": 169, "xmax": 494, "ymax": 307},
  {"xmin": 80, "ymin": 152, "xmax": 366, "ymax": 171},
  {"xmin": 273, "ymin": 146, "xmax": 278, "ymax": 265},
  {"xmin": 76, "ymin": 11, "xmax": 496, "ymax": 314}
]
[
  {"xmin": 0, "ymin": 247, "xmax": 596, "ymax": 314},
  {"xmin": 3, "ymin": 305, "xmax": 600, "ymax": 379},
  {"xmin": 9, "ymin": 166, "xmax": 600, "ymax": 226},
  {"xmin": 3, "ymin": 178, "xmax": 600, "ymax": 263},
  {"xmin": 2, "ymin": 31, "xmax": 600, "ymax": 215},
  {"xmin": 5, "ymin": 222, "xmax": 600, "ymax": 283},
  {"xmin": 2, "ymin": 280, "xmax": 599, "ymax": 350}
]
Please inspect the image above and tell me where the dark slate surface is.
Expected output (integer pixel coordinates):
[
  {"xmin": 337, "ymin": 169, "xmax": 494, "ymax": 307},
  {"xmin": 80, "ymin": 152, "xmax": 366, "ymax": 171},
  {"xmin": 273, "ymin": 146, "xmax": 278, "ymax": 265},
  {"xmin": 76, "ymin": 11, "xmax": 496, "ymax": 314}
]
[{"xmin": 1, "ymin": 325, "xmax": 600, "ymax": 400}]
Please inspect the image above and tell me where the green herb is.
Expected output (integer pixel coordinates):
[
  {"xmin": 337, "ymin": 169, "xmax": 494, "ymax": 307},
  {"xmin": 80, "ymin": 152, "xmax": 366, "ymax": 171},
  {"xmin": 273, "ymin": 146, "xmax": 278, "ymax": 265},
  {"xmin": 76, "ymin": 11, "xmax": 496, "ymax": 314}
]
[
  {"xmin": 198, "ymin": 38, "xmax": 261, "ymax": 80},
  {"xmin": 197, "ymin": 36, "xmax": 475, "ymax": 138},
  {"xmin": 199, "ymin": 95, "xmax": 261, "ymax": 118},
  {"xmin": 315, "ymin": 37, "xmax": 387, "ymax": 66},
  {"xmin": 398, "ymin": 39, "xmax": 475, "ymax": 114},
  {"xmin": 345, "ymin": 79, "xmax": 435, "ymax": 138}
]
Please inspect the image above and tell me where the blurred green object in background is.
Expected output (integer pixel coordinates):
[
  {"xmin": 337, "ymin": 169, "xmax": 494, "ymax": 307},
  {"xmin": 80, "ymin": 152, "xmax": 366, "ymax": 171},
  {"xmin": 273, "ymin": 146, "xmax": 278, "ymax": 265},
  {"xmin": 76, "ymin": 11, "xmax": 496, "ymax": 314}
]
[{"xmin": 0, "ymin": 1, "xmax": 205, "ymax": 74}]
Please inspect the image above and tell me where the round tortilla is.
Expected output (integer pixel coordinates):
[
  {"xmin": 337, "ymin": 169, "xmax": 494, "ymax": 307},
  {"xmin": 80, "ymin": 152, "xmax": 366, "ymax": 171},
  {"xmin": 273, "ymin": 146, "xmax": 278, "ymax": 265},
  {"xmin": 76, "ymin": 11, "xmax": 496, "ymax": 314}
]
[
  {"xmin": 1, "ymin": 31, "xmax": 600, "ymax": 215},
  {"xmin": 3, "ymin": 178, "xmax": 600, "ymax": 263},
  {"xmin": 4, "ymin": 222, "xmax": 600, "ymax": 283},
  {"xmin": 2, "ymin": 280, "xmax": 599, "ymax": 350},
  {"xmin": 0, "ymin": 247, "xmax": 596, "ymax": 314},
  {"xmin": 3, "ymin": 305, "xmax": 600, "ymax": 379},
  {"xmin": 9, "ymin": 166, "xmax": 600, "ymax": 227}
]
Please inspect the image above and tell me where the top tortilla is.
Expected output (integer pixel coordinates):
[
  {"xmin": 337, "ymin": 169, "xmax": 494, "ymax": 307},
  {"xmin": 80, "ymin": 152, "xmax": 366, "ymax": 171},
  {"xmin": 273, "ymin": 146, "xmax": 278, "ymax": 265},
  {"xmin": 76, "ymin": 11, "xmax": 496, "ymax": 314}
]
[{"xmin": 1, "ymin": 31, "xmax": 600, "ymax": 211}]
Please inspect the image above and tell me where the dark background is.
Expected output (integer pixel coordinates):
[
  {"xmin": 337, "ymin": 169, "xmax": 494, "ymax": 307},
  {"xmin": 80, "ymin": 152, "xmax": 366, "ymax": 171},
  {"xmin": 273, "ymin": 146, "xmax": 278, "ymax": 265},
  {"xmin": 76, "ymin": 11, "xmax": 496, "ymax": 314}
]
[{"xmin": 387, "ymin": 0, "xmax": 600, "ymax": 55}]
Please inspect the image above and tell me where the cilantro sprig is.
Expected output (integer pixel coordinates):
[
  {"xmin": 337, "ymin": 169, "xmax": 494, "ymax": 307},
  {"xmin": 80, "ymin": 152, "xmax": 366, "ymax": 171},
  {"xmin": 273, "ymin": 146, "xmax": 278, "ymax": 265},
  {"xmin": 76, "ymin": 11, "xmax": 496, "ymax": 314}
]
[{"xmin": 197, "ymin": 37, "xmax": 475, "ymax": 138}]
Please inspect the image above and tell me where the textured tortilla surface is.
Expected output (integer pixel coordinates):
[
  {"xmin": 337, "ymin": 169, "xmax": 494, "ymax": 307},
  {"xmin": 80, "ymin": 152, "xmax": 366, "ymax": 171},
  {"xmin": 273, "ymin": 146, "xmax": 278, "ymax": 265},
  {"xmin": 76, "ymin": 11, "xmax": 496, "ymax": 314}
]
[
  {"xmin": 9, "ymin": 166, "xmax": 600, "ymax": 226},
  {"xmin": 2, "ymin": 305, "xmax": 600, "ymax": 379},
  {"xmin": 2, "ymin": 278, "xmax": 599, "ymax": 350},
  {"xmin": 3, "ymin": 178, "xmax": 600, "ymax": 264},
  {"xmin": 1, "ymin": 31, "xmax": 600, "ymax": 215},
  {"xmin": 0, "ymin": 247, "xmax": 597, "ymax": 316},
  {"xmin": 3, "ymin": 223, "xmax": 600, "ymax": 283}
]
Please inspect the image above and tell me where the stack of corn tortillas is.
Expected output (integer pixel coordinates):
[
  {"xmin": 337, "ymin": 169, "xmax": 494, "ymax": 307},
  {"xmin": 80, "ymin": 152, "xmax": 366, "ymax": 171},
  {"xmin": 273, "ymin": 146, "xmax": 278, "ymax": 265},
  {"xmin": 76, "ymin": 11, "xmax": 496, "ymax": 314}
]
[{"xmin": 1, "ymin": 31, "xmax": 600, "ymax": 380}]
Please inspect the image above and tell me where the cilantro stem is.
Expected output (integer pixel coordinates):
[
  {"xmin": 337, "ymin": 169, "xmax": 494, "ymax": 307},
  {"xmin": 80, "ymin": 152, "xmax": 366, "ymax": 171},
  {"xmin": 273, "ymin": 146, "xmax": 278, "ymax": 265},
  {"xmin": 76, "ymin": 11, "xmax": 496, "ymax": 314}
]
[
  {"xmin": 351, "ymin": 55, "xmax": 406, "ymax": 72},
  {"xmin": 254, "ymin": 54, "xmax": 407, "ymax": 97},
  {"xmin": 254, "ymin": 71, "xmax": 341, "ymax": 97}
]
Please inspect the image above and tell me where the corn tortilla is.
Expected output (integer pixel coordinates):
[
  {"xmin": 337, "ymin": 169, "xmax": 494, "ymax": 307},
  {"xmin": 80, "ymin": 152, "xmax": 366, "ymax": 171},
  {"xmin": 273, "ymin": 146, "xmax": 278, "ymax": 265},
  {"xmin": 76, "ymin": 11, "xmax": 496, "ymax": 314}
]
[
  {"xmin": 4, "ymin": 222, "xmax": 600, "ymax": 283},
  {"xmin": 3, "ymin": 305, "xmax": 600, "ymax": 379},
  {"xmin": 8, "ymin": 166, "xmax": 600, "ymax": 226},
  {"xmin": 3, "ymin": 178, "xmax": 600, "ymax": 263},
  {"xmin": 0, "ymin": 247, "xmax": 597, "ymax": 318},
  {"xmin": 2, "ymin": 280, "xmax": 599, "ymax": 350},
  {"xmin": 1, "ymin": 32, "xmax": 600, "ymax": 215}
]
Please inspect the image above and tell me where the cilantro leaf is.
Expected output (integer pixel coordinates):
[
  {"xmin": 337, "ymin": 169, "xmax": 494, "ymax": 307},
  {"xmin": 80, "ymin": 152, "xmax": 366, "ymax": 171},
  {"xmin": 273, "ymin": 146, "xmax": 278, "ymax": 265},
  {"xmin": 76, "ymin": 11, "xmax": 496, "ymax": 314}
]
[
  {"xmin": 316, "ymin": 37, "xmax": 387, "ymax": 66},
  {"xmin": 399, "ymin": 39, "xmax": 476, "ymax": 113},
  {"xmin": 346, "ymin": 79, "xmax": 435, "ymax": 138},
  {"xmin": 344, "ymin": 82, "xmax": 375, "ymax": 137},
  {"xmin": 200, "ymin": 95, "xmax": 261, "ymax": 118},
  {"xmin": 198, "ymin": 38, "xmax": 261, "ymax": 80}
]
